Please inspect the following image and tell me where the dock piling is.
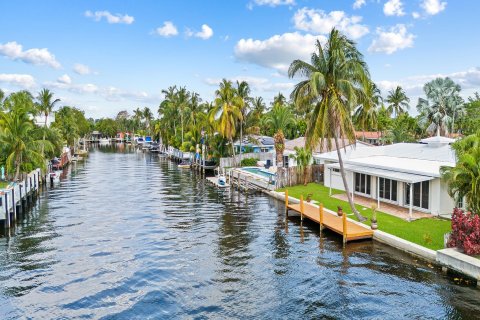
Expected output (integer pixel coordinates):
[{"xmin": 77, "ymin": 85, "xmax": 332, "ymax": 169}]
[
  {"xmin": 319, "ymin": 203, "xmax": 324, "ymax": 232},
  {"xmin": 285, "ymin": 189, "xmax": 289, "ymax": 218},
  {"xmin": 300, "ymin": 195, "xmax": 304, "ymax": 221},
  {"xmin": 342, "ymin": 211, "xmax": 347, "ymax": 246}
]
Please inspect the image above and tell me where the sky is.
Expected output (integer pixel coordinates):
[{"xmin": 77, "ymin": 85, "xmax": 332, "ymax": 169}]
[{"xmin": 0, "ymin": 0, "xmax": 479, "ymax": 119}]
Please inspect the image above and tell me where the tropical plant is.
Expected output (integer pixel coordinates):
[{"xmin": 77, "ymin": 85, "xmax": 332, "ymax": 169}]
[
  {"xmin": 447, "ymin": 208, "xmax": 480, "ymax": 255},
  {"xmin": 386, "ymin": 86, "xmax": 409, "ymax": 118},
  {"xmin": 0, "ymin": 91, "xmax": 53, "ymax": 180},
  {"xmin": 354, "ymin": 81, "xmax": 381, "ymax": 139},
  {"xmin": 36, "ymin": 88, "xmax": 60, "ymax": 155},
  {"xmin": 288, "ymin": 28, "xmax": 370, "ymax": 221},
  {"xmin": 290, "ymin": 146, "xmax": 312, "ymax": 185},
  {"xmin": 210, "ymin": 79, "xmax": 243, "ymax": 163},
  {"xmin": 236, "ymin": 80, "xmax": 251, "ymax": 162},
  {"xmin": 263, "ymin": 102, "xmax": 295, "ymax": 167},
  {"xmin": 417, "ymin": 77, "xmax": 464, "ymax": 136}
]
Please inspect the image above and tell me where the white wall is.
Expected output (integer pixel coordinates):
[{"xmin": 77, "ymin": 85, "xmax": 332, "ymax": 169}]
[{"xmin": 440, "ymin": 179, "xmax": 457, "ymax": 215}]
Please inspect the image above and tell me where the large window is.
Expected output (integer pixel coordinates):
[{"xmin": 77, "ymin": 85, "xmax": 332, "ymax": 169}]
[
  {"xmin": 405, "ymin": 181, "xmax": 429, "ymax": 210},
  {"xmin": 355, "ymin": 173, "xmax": 371, "ymax": 195},
  {"xmin": 379, "ymin": 178, "xmax": 397, "ymax": 202}
]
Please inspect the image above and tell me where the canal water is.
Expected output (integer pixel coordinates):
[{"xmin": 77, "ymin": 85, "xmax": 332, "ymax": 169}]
[{"xmin": 0, "ymin": 145, "xmax": 479, "ymax": 319}]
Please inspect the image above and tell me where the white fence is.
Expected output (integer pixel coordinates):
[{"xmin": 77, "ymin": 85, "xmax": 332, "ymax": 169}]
[{"xmin": 220, "ymin": 152, "xmax": 275, "ymax": 168}]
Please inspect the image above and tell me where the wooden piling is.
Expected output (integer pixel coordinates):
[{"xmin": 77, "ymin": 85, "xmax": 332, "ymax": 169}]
[
  {"xmin": 342, "ymin": 211, "xmax": 347, "ymax": 245},
  {"xmin": 319, "ymin": 203, "xmax": 324, "ymax": 232},
  {"xmin": 5, "ymin": 193, "xmax": 10, "ymax": 229},
  {"xmin": 300, "ymin": 195, "xmax": 304, "ymax": 221},
  {"xmin": 285, "ymin": 189, "xmax": 289, "ymax": 217}
]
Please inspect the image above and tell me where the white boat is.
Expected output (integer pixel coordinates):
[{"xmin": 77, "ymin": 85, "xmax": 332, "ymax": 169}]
[{"xmin": 99, "ymin": 138, "xmax": 110, "ymax": 144}]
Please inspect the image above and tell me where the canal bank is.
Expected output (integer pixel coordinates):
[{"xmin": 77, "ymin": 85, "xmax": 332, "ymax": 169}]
[{"xmin": 1, "ymin": 146, "xmax": 479, "ymax": 319}]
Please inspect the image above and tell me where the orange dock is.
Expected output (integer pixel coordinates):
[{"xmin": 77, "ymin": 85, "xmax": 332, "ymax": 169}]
[{"xmin": 284, "ymin": 190, "xmax": 373, "ymax": 243}]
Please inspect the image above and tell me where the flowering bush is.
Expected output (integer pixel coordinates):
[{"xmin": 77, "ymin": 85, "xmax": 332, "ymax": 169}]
[{"xmin": 447, "ymin": 208, "xmax": 480, "ymax": 255}]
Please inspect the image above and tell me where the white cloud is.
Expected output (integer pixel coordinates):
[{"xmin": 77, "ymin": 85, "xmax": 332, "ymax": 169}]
[
  {"xmin": 353, "ymin": 0, "xmax": 366, "ymax": 9},
  {"xmin": 234, "ymin": 32, "xmax": 326, "ymax": 73},
  {"xmin": 250, "ymin": 0, "xmax": 295, "ymax": 8},
  {"xmin": 0, "ymin": 73, "xmax": 36, "ymax": 88},
  {"xmin": 368, "ymin": 24, "xmax": 414, "ymax": 54},
  {"xmin": 57, "ymin": 74, "xmax": 71, "ymax": 85},
  {"xmin": 73, "ymin": 63, "xmax": 93, "ymax": 75},
  {"xmin": 293, "ymin": 8, "xmax": 369, "ymax": 40},
  {"xmin": 154, "ymin": 21, "xmax": 178, "ymax": 37},
  {"xmin": 84, "ymin": 10, "xmax": 134, "ymax": 24},
  {"xmin": 187, "ymin": 24, "xmax": 214, "ymax": 40},
  {"xmin": 0, "ymin": 41, "xmax": 61, "ymax": 68},
  {"xmin": 421, "ymin": 0, "xmax": 447, "ymax": 15},
  {"xmin": 383, "ymin": 0, "xmax": 405, "ymax": 16},
  {"xmin": 412, "ymin": 12, "xmax": 421, "ymax": 19}
]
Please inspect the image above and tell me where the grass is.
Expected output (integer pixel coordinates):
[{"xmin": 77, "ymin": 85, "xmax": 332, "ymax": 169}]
[
  {"xmin": 0, "ymin": 181, "xmax": 9, "ymax": 189},
  {"xmin": 277, "ymin": 183, "xmax": 452, "ymax": 251}
]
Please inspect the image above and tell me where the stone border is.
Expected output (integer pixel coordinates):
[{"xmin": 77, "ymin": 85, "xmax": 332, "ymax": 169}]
[{"xmin": 437, "ymin": 248, "xmax": 480, "ymax": 281}]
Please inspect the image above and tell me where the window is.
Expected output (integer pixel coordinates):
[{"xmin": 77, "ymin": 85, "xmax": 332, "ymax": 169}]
[
  {"xmin": 379, "ymin": 178, "xmax": 397, "ymax": 202},
  {"xmin": 405, "ymin": 181, "xmax": 429, "ymax": 210},
  {"xmin": 332, "ymin": 168, "xmax": 340, "ymax": 173},
  {"xmin": 355, "ymin": 172, "xmax": 371, "ymax": 195},
  {"xmin": 457, "ymin": 198, "xmax": 464, "ymax": 209}
]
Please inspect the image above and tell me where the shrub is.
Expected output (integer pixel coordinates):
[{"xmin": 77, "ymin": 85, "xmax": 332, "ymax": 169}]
[
  {"xmin": 240, "ymin": 157, "xmax": 258, "ymax": 166},
  {"xmin": 448, "ymin": 208, "xmax": 480, "ymax": 255}
]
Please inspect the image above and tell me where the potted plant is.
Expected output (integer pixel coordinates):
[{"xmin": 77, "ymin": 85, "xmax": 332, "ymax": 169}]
[
  {"xmin": 370, "ymin": 204, "xmax": 378, "ymax": 230},
  {"xmin": 337, "ymin": 206, "xmax": 343, "ymax": 217},
  {"xmin": 306, "ymin": 193, "xmax": 313, "ymax": 202}
]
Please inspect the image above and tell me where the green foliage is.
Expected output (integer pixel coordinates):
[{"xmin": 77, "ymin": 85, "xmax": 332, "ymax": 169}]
[
  {"xmin": 52, "ymin": 106, "xmax": 90, "ymax": 145},
  {"xmin": 277, "ymin": 183, "xmax": 451, "ymax": 250},
  {"xmin": 95, "ymin": 118, "xmax": 118, "ymax": 137},
  {"xmin": 458, "ymin": 93, "xmax": 480, "ymax": 135},
  {"xmin": 290, "ymin": 146, "xmax": 312, "ymax": 185},
  {"xmin": 240, "ymin": 157, "xmax": 258, "ymax": 166},
  {"xmin": 386, "ymin": 86, "xmax": 410, "ymax": 117},
  {"xmin": 441, "ymin": 132, "xmax": 480, "ymax": 213}
]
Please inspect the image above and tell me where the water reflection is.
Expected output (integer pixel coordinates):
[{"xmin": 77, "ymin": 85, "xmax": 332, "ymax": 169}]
[{"xmin": 0, "ymin": 145, "xmax": 478, "ymax": 319}]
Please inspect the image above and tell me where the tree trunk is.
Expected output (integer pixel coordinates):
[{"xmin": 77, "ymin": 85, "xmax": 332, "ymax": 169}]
[
  {"xmin": 181, "ymin": 113, "xmax": 184, "ymax": 146},
  {"xmin": 303, "ymin": 166, "xmax": 308, "ymax": 186},
  {"xmin": 239, "ymin": 121, "xmax": 243, "ymax": 164},
  {"xmin": 333, "ymin": 134, "xmax": 366, "ymax": 221},
  {"xmin": 231, "ymin": 138, "xmax": 237, "ymax": 167},
  {"xmin": 14, "ymin": 153, "xmax": 21, "ymax": 181}
]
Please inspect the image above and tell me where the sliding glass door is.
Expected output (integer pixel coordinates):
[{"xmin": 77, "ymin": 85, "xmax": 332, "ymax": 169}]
[
  {"xmin": 405, "ymin": 181, "xmax": 429, "ymax": 210},
  {"xmin": 354, "ymin": 172, "xmax": 371, "ymax": 195}
]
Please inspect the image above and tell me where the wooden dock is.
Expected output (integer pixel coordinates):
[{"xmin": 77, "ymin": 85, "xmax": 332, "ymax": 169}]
[{"xmin": 285, "ymin": 190, "xmax": 373, "ymax": 244}]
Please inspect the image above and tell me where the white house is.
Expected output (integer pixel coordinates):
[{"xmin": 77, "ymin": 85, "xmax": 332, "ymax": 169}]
[
  {"xmin": 321, "ymin": 136, "xmax": 458, "ymax": 218},
  {"xmin": 283, "ymin": 137, "xmax": 371, "ymax": 168}
]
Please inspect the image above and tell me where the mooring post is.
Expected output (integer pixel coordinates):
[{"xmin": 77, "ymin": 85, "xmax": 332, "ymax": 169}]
[
  {"xmin": 319, "ymin": 203, "xmax": 324, "ymax": 232},
  {"xmin": 5, "ymin": 192, "xmax": 10, "ymax": 229},
  {"xmin": 300, "ymin": 195, "xmax": 304, "ymax": 221},
  {"xmin": 12, "ymin": 188, "xmax": 16, "ymax": 223},
  {"xmin": 285, "ymin": 189, "xmax": 289, "ymax": 218},
  {"xmin": 342, "ymin": 211, "xmax": 347, "ymax": 246}
]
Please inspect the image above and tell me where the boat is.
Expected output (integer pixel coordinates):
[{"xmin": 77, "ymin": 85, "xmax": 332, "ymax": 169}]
[
  {"xmin": 99, "ymin": 137, "xmax": 110, "ymax": 144},
  {"xmin": 178, "ymin": 160, "xmax": 191, "ymax": 168},
  {"xmin": 49, "ymin": 171, "xmax": 61, "ymax": 184},
  {"xmin": 150, "ymin": 143, "xmax": 160, "ymax": 153}
]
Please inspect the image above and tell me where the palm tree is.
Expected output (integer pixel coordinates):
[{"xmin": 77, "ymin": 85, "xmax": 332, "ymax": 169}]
[
  {"xmin": 176, "ymin": 87, "xmax": 190, "ymax": 145},
  {"xmin": 0, "ymin": 91, "xmax": 52, "ymax": 180},
  {"xmin": 263, "ymin": 102, "xmax": 295, "ymax": 167},
  {"xmin": 210, "ymin": 79, "xmax": 243, "ymax": 164},
  {"xmin": 36, "ymin": 88, "xmax": 60, "ymax": 155},
  {"xmin": 246, "ymin": 96, "xmax": 266, "ymax": 135},
  {"xmin": 288, "ymin": 28, "xmax": 370, "ymax": 221},
  {"xmin": 441, "ymin": 144, "xmax": 480, "ymax": 214},
  {"xmin": 386, "ymin": 86, "xmax": 409, "ymax": 118},
  {"xmin": 417, "ymin": 77, "xmax": 463, "ymax": 136},
  {"xmin": 236, "ymin": 80, "xmax": 251, "ymax": 162},
  {"xmin": 290, "ymin": 146, "xmax": 312, "ymax": 186},
  {"xmin": 354, "ymin": 81, "xmax": 381, "ymax": 140},
  {"xmin": 143, "ymin": 107, "xmax": 153, "ymax": 135},
  {"xmin": 272, "ymin": 93, "xmax": 287, "ymax": 106}
]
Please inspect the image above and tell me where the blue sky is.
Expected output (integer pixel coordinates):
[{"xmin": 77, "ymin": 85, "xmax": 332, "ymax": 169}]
[{"xmin": 0, "ymin": 0, "xmax": 478, "ymax": 118}]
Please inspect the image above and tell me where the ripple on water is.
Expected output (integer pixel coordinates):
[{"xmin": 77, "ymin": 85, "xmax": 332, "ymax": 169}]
[{"xmin": 0, "ymin": 145, "xmax": 478, "ymax": 319}]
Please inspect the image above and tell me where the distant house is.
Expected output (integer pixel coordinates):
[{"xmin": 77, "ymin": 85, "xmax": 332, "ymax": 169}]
[
  {"xmin": 355, "ymin": 131, "xmax": 382, "ymax": 145},
  {"xmin": 34, "ymin": 113, "xmax": 56, "ymax": 128},
  {"xmin": 283, "ymin": 137, "xmax": 371, "ymax": 168},
  {"xmin": 321, "ymin": 136, "xmax": 458, "ymax": 217},
  {"xmin": 233, "ymin": 135, "xmax": 275, "ymax": 154}
]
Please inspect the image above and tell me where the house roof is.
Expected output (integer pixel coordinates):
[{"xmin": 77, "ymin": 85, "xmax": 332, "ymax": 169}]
[
  {"xmin": 420, "ymin": 135, "xmax": 456, "ymax": 144},
  {"xmin": 319, "ymin": 142, "xmax": 456, "ymax": 178},
  {"xmin": 355, "ymin": 131, "xmax": 382, "ymax": 139},
  {"xmin": 284, "ymin": 137, "xmax": 371, "ymax": 154},
  {"xmin": 234, "ymin": 135, "xmax": 274, "ymax": 147}
]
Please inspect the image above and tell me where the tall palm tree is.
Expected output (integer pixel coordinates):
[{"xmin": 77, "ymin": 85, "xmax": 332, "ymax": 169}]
[
  {"xmin": 272, "ymin": 93, "xmax": 287, "ymax": 106},
  {"xmin": 236, "ymin": 80, "xmax": 251, "ymax": 162},
  {"xmin": 246, "ymin": 96, "xmax": 266, "ymax": 135},
  {"xmin": 417, "ymin": 77, "xmax": 463, "ymax": 136},
  {"xmin": 354, "ymin": 81, "xmax": 381, "ymax": 140},
  {"xmin": 290, "ymin": 146, "xmax": 312, "ymax": 186},
  {"xmin": 210, "ymin": 79, "xmax": 243, "ymax": 164},
  {"xmin": 263, "ymin": 102, "xmax": 295, "ymax": 167},
  {"xmin": 36, "ymin": 88, "xmax": 60, "ymax": 155},
  {"xmin": 288, "ymin": 28, "xmax": 370, "ymax": 221},
  {"xmin": 0, "ymin": 91, "xmax": 52, "ymax": 180},
  {"xmin": 143, "ymin": 107, "xmax": 153, "ymax": 135},
  {"xmin": 386, "ymin": 86, "xmax": 410, "ymax": 118}
]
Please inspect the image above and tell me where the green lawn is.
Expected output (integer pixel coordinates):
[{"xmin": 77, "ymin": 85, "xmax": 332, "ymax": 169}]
[
  {"xmin": 277, "ymin": 183, "xmax": 452, "ymax": 251},
  {"xmin": 0, "ymin": 181, "xmax": 9, "ymax": 189}
]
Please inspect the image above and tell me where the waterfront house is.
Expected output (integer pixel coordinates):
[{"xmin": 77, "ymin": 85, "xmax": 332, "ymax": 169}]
[
  {"xmin": 321, "ymin": 136, "xmax": 457, "ymax": 217},
  {"xmin": 355, "ymin": 131, "xmax": 383, "ymax": 145},
  {"xmin": 283, "ymin": 137, "xmax": 371, "ymax": 168},
  {"xmin": 234, "ymin": 135, "xmax": 275, "ymax": 154}
]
